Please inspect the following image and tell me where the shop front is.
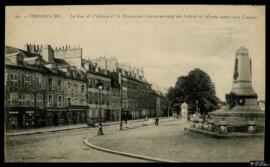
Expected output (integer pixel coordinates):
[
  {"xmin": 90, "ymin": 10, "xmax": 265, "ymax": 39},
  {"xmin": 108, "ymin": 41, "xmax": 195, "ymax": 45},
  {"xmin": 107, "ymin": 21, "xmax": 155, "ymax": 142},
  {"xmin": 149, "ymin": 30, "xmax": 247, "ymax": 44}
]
[
  {"xmin": 46, "ymin": 108, "xmax": 68, "ymax": 126},
  {"xmin": 6, "ymin": 107, "xmax": 39, "ymax": 129},
  {"xmin": 105, "ymin": 109, "xmax": 111, "ymax": 122},
  {"xmin": 67, "ymin": 105, "xmax": 89, "ymax": 124}
]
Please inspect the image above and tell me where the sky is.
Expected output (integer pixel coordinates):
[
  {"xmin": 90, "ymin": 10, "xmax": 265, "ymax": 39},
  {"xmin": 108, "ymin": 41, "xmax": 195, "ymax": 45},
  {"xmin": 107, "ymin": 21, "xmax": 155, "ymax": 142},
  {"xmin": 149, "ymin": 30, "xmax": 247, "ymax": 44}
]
[{"xmin": 5, "ymin": 5, "xmax": 265, "ymax": 101}]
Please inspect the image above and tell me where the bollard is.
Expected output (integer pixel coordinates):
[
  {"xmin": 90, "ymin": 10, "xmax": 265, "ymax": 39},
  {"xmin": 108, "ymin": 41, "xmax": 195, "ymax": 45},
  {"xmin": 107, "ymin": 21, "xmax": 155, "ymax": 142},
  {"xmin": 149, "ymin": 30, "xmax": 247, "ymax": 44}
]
[
  {"xmin": 218, "ymin": 120, "xmax": 228, "ymax": 134},
  {"xmin": 248, "ymin": 121, "xmax": 256, "ymax": 134}
]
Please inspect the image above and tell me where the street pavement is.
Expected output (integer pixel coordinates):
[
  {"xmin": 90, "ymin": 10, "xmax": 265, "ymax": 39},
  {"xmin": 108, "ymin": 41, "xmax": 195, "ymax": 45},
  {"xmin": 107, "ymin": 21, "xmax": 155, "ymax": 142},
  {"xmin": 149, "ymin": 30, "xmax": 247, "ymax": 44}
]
[
  {"xmin": 5, "ymin": 117, "xmax": 263, "ymax": 162},
  {"xmin": 89, "ymin": 119, "xmax": 264, "ymax": 162},
  {"xmin": 5, "ymin": 117, "xmax": 171, "ymax": 162}
]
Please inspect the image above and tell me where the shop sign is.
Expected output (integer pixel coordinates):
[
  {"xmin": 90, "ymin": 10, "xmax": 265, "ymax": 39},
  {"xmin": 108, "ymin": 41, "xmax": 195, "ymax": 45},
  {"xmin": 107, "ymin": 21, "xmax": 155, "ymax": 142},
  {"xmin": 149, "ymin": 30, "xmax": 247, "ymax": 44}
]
[{"xmin": 9, "ymin": 111, "xmax": 19, "ymax": 114}]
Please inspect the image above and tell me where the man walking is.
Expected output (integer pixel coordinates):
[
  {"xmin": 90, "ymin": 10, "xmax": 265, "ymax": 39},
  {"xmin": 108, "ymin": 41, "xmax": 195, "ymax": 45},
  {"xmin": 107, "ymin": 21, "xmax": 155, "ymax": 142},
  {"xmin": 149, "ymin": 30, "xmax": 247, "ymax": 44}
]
[{"xmin": 155, "ymin": 117, "xmax": 159, "ymax": 126}]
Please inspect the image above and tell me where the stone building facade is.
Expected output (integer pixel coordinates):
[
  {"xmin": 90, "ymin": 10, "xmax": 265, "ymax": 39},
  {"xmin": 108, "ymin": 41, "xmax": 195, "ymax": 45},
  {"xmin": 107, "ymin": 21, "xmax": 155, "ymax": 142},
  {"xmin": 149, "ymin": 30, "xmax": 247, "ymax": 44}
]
[
  {"xmin": 5, "ymin": 45, "xmax": 88, "ymax": 129},
  {"xmin": 86, "ymin": 71, "xmax": 111, "ymax": 122},
  {"xmin": 5, "ymin": 44, "xmax": 166, "ymax": 129}
]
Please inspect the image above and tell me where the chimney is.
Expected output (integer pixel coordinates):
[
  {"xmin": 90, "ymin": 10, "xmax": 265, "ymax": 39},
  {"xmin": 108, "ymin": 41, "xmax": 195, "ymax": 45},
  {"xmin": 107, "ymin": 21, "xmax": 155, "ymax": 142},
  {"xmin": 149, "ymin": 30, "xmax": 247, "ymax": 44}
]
[
  {"xmin": 33, "ymin": 44, "xmax": 36, "ymax": 52},
  {"xmin": 25, "ymin": 44, "xmax": 29, "ymax": 52}
]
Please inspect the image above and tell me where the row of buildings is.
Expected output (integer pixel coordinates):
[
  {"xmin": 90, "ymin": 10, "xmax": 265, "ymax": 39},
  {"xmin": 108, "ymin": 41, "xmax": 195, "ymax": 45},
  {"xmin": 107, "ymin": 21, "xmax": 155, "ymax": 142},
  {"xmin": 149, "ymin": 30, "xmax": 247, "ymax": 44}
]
[{"xmin": 4, "ymin": 44, "xmax": 167, "ymax": 129}]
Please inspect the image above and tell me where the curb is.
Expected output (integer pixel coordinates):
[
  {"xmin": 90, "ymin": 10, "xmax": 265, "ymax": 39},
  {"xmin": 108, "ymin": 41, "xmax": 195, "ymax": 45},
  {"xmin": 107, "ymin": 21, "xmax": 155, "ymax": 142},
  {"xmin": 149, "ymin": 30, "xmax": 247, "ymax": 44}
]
[
  {"xmin": 83, "ymin": 119, "xmax": 178, "ymax": 162},
  {"xmin": 83, "ymin": 137, "xmax": 177, "ymax": 163},
  {"xmin": 5, "ymin": 118, "xmax": 171, "ymax": 137},
  {"xmin": 5, "ymin": 126, "xmax": 90, "ymax": 137},
  {"xmin": 5, "ymin": 118, "xmax": 170, "ymax": 137}
]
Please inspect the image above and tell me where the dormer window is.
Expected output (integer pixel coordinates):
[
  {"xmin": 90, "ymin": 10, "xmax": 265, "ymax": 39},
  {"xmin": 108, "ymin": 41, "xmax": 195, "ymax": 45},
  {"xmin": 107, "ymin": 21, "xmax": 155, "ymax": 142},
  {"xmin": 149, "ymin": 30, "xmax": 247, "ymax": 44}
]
[{"xmin": 16, "ymin": 54, "xmax": 24, "ymax": 65}]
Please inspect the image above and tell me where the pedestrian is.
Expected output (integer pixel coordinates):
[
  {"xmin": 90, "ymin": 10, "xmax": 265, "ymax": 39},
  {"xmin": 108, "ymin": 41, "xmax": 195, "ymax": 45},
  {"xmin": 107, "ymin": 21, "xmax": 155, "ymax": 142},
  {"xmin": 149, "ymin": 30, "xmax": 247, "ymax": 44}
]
[{"xmin": 155, "ymin": 117, "xmax": 159, "ymax": 126}]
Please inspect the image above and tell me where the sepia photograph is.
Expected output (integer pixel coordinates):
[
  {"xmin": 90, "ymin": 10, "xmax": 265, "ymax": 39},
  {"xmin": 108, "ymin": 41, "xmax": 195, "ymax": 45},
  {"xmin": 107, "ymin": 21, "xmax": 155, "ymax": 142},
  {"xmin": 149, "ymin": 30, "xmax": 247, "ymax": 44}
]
[{"xmin": 4, "ymin": 5, "xmax": 266, "ymax": 163}]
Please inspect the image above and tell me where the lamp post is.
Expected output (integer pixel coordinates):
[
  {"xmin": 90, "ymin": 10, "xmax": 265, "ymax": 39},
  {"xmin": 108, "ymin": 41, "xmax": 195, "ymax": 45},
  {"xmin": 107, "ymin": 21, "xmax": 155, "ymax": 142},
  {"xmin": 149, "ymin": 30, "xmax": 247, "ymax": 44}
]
[
  {"xmin": 196, "ymin": 100, "xmax": 199, "ymax": 114},
  {"xmin": 167, "ymin": 99, "xmax": 170, "ymax": 118},
  {"xmin": 119, "ymin": 74, "xmax": 123, "ymax": 130},
  {"xmin": 97, "ymin": 81, "xmax": 103, "ymax": 135}
]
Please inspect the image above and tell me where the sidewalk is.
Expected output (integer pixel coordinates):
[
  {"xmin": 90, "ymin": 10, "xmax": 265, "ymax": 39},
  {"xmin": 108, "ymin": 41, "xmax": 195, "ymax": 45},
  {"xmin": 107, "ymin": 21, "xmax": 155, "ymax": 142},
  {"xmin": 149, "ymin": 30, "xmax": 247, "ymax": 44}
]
[{"xmin": 5, "ymin": 117, "xmax": 170, "ymax": 136}]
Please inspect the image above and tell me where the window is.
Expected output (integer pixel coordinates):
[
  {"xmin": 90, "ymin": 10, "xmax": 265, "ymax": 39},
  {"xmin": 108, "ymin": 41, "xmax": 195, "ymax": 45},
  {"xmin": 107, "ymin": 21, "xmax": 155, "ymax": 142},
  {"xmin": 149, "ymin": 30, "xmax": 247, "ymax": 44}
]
[
  {"xmin": 88, "ymin": 78, "xmax": 92, "ymax": 87},
  {"xmin": 37, "ymin": 77, "xmax": 41, "ymax": 89},
  {"xmin": 71, "ymin": 83, "xmax": 74, "ymax": 93},
  {"xmin": 8, "ymin": 92, "xmax": 17, "ymax": 106},
  {"xmin": 58, "ymin": 95, "xmax": 62, "ymax": 107},
  {"xmin": 9, "ymin": 73, "xmax": 18, "ymax": 87},
  {"xmin": 81, "ymin": 85, "xmax": 85, "ymax": 93},
  {"xmin": 67, "ymin": 97, "xmax": 71, "ymax": 106},
  {"xmin": 88, "ymin": 92, "xmax": 93, "ymax": 104},
  {"xmin": 42, "ymin": 79, "xmax": 45, "ymax": 89},
  {"xmin": 94, "ymin": 93, "xmax": 98, "ymax": 104},
  {"xmin": 24, "ymin": 75, "xmax": 28, "ymax": 88},
  {"xmin": 48, "ymin": 79, "xmax": 52, "ymax": 90},
  {"xmin": 58, "ymin": 80, "xmax": 61, "ymax": 90},
  {"xmin": 74, "ymin": 84, "xmax": 78, "ymax": 93},
  {"xmin": 81, "ymin": 99, "xmax": 86, "ymax": 105},
  {"xmin": 106, "ymin": 96, "xmax": 110, "ymax": 105},
  {"xmin": 74, "ymin": 98, "xmax": 77, "ymax": 105},
  {"xmin": 30, "ymin": 76, "xmax": 34, "ymax": 89},
  {"xmin": 48, "ymin": 94, "xmax": 53, "ymax": 106},
  {"xmin": 37, "ymin": 94, "xmax": 43, "ymax": 107},
  {"xmin": 29, "ymin": 94, "xmax": 35, "ymax": 106},
  {"xmin": 10, "ymin": 73, "xmax": 18, "ymax": 81},
  {"xmin": 19, "ymin": 93, "xmax": 26, "ymax": 106},
  {"xmin": 25, "ymin": 75, "xmax": 30, "ymax": 83}
]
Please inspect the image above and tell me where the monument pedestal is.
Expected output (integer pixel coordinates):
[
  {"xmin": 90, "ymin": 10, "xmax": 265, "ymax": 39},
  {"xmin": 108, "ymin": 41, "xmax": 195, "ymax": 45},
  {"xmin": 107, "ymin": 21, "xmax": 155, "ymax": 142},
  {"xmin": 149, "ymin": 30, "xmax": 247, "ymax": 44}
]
[{"xmin": 210, "ymin": 110, "xmax": 265, "ymax": 132}]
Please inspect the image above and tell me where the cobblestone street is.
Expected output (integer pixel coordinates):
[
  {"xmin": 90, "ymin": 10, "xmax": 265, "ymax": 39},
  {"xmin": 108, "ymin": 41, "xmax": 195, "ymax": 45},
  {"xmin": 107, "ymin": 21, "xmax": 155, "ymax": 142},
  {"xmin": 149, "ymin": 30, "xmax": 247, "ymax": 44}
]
[
  {"xmin": 5, "ymin": 119, "xmax": 158, "ymax": 162},
  {"xmin": 89, "ymin": 119, "xmax": 264, "ymax": 162}
]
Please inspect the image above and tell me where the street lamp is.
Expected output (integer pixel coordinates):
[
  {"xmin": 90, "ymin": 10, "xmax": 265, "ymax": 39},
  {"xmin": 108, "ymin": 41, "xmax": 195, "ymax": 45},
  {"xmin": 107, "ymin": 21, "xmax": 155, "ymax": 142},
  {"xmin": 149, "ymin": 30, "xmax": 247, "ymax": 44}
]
[
  {"xmin": 119, "ymin": 73, "xmax": 123, "ymax": 130},
  {"xmin": 196, "ymin": 100, "xmax": 199, "ymax": 114},
  {"xmin": 97, "ymin": 81, "xmax": 103, "ymax": 135},
  {"xmin": 120, "ymin": 85, "xmax": 123, "ymax": 130},
  {"xmin": 167, "ymin": 99, "xmax": 171, "ymax": 118}
]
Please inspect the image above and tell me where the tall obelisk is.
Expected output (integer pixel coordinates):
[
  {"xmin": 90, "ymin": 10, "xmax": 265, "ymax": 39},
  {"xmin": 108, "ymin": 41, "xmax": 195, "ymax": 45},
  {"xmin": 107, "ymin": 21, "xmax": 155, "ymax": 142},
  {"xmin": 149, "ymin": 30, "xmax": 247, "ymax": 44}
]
[
  {"xmin": 210, "ymin": 47, "xmax": 264, "ymax": 132},
  {"xmin": 229, "ymin": 46, "xmax": 259, "ymax": 111}
]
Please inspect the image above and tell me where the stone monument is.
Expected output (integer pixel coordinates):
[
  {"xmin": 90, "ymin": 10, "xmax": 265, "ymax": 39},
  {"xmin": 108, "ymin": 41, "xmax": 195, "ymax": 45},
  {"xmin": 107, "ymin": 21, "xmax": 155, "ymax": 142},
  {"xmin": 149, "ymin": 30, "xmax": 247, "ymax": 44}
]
[
  {"xmin": 181, "ymin": 102, "xmax": 188, "ymax": 120},
  {"xmin": 210, "ymin": 47, "xmax": 265, "ymax": 133}
]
